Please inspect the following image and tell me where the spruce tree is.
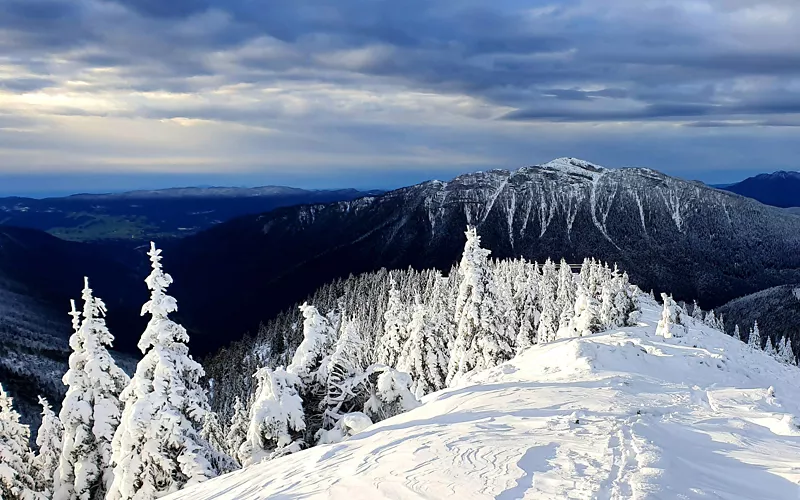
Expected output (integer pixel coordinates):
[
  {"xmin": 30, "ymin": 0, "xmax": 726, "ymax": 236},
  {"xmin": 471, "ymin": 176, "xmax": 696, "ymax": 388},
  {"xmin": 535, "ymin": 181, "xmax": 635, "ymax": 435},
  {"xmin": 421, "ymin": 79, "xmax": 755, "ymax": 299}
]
[
  {"xmin": 33, "ymin": 396, "xmax": 63, "ymax": 495},
  {"xmin": 733, "ymin": 325, "xmax": 741, "ymax": 342},
  {"xmin": 108, "ymin": 243, "xmax": 222, "ymax": 500},
  {"xmin": 398, "ymin": 293, "xmax": 449, "ymax": 398},
  {"xmin": 748, "ymin": 322, "xmax": 762, "ymax": 351},
  {"xmin": 55, "ymin": 279, "xmax": 128, "ymax": 500},
  {"xmin": 224, "ymin": 397, "xmax": 249, "ymax": 465},
  {"xmin": 656, "ymin": 294, "xmax": 684, "ymax": 338},
  {"xmin": 764, "ymin": 336, "xmax": 777, "ymax": 357},
  {"xmin": 240, "ymin": 367, "xmax": 305, "ymax": 465},
  {"xmin": 377, "ymin": 276, "xmax": 410, "ymax": 367},
  {"xmin": 536, "ymin": 259, "xmax": 559, "ymax": 344},
  {"xmin": 447, "ymin": 227, "xmax": 514, "ymax": 385},
  {"xmin": 0, "ymin": 383, "xmax": 40, "ymax": 500}
]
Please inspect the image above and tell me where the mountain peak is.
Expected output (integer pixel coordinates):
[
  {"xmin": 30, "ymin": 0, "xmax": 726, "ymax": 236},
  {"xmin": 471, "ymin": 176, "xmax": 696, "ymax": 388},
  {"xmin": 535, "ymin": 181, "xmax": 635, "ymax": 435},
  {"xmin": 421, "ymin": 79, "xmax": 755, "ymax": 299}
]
[{"xmin": 536, "ymin": 157, "xmax": 606, "ymax": 176}]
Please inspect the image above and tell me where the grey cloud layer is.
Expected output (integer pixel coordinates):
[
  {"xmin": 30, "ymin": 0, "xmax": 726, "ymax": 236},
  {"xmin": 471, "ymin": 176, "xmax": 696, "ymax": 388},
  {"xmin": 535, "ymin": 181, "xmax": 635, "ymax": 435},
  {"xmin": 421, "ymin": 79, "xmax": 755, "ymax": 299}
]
[{"xmin": 1, "ymin": 0, "xmax": 800, "ymax": 183}]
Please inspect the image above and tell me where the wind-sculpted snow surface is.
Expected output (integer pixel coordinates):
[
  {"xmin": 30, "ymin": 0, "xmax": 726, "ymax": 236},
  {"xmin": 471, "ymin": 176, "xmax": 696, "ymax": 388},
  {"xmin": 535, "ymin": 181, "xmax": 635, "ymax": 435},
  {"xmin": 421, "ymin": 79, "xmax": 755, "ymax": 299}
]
[{"xmin": 167, "ymin": 298, "xmax": 800, "ymax": 499}]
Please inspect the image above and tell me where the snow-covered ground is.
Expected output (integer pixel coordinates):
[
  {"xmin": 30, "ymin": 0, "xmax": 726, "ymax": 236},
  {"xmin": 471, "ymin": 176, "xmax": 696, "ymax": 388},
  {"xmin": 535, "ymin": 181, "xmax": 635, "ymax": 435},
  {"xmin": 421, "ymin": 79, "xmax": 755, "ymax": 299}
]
[{"xmin": 169, "ymin": 297, "xmax": 800, "ymax": 499}]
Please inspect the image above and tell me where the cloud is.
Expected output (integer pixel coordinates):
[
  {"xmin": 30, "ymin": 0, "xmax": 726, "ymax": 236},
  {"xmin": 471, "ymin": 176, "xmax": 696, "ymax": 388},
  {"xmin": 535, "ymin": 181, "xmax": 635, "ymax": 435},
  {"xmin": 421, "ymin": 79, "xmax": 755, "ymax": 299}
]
[{"xmin": 0, "ymin": 0, "xmax": 799, "ymax": 186}]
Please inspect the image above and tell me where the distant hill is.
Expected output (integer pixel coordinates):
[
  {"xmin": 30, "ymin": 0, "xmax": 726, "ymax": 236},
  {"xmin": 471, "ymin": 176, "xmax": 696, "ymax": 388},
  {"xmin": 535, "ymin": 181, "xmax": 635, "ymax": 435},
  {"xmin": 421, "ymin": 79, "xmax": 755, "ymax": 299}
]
[
  {"xmin": 720, "ymin": 171, "xmax": 800, "ymax": 208},
  {"xmin": 0, "ymin": 186, "xmax": 380, "ymax": 242},
  {"xmin": 717, "ymin": 284, "xmax": 800, "ymax": 349}
]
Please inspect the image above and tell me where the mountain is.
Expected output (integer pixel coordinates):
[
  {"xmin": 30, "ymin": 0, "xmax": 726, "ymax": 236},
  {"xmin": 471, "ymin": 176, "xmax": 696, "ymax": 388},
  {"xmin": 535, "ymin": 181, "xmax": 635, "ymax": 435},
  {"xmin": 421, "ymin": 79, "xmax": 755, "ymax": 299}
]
[
  {"xmin": 0, "ymin": 226, "xmax": 143, "ymax": 423},
  {"xmin": 717, "ymin": 285, "xmax": 800, "ymax": 347},
  {"xmin": 721, "ymin": 171, "xmax": 800, "ymax": 208},
  {"xmin": 168, "ymin": 158, "xmax": 800, "ymax": 355},
  {"xmin": 168, "ymin": 298, "xmax": 800, "ymax": 500},
  {"xmin": 0, "ymin": 186, "xmax": 379, "ymax": 242}
]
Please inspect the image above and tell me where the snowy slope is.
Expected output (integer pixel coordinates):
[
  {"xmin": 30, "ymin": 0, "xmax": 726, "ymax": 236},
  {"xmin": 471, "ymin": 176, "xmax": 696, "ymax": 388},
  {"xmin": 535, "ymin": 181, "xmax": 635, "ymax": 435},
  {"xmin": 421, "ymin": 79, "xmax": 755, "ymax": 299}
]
[{"xmin": 169, "ymin": 298, "xmax": 800, "ymax": 500}]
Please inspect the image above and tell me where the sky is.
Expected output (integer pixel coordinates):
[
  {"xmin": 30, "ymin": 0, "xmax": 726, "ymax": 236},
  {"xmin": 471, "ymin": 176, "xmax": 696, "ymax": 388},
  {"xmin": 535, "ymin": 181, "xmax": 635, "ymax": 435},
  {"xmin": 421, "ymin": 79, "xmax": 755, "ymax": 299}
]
[{"xmin": 1, "ymin": 0, "xmax": 800, "ymax": 196}]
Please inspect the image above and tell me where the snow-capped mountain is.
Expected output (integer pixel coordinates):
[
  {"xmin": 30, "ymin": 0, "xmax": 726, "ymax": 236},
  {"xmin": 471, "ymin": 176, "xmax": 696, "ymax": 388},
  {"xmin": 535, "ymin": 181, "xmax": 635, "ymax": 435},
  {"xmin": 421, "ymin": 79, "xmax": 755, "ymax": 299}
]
[
  {"xmin": 167, "ymin": 296, "xmax": 800, "ymax": 499},
  {"xmin": 169, "ymin": 158, "xmax": 800, "ymax": 354},
  {"xmin": 722, "ymin": 171, "xmax": 800, "ymax": 208}
]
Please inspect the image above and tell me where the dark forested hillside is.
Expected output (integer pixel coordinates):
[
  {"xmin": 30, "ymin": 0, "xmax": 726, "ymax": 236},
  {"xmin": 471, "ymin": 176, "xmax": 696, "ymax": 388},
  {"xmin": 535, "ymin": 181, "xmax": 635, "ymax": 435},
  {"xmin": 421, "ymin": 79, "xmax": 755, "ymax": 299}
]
[
  {"xmin": 717, "ymin": 284, "xmax": 800, "ymax": 352},
  {"xmin": 169, "ymin": 158, "xmax": 800, "ymax": 356},
  {"xmin": 721, "ymin": 171, "xmax": 800, "ymax": 208}
]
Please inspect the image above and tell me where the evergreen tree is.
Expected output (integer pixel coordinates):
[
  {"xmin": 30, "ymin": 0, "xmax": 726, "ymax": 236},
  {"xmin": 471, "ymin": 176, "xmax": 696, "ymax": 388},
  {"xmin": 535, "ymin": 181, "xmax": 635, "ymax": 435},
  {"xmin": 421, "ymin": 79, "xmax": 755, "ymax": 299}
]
[
  {"xmin": 240, "ymin": 367, "xmax": 305, "ymax": 465},
  {"xmin": 33, "ymin": 396, "xmax": 63, "ymax": 495},
  {"xmin": 691, "ymin": 301, "xmax": 704, "ymax": 322},
  {"xmin": 555, "ymin": 260, "xmax": 576, "ymax": 334},
  {"xmin": 55, "ymin": 279, "xmax": 129, "ymax": 500},
  {"xmin": 656, "ymin": 294, "xmax": 685, "ymax": 338},
  {"xmin": 398, "ymin": 293, "xmax": 450, "ymax": 398},
  {"xmin": 224, "ymin": 397, "xmax": 248, "ymax": 465},
  {"xmin": 447, "ymin": 227, "xmax": 514, "ymax": 385},
  {"xmin": 764, "ymin": 336, "xmax": 777, "ymax": 357},
  {"xmin": 777, "ymin": 337, "xmax": 797, "ymax": 365},
  {"xmin": 377, "ymin": 276, "xmax": 410, "ymax": 367},
  {"xmin": 200, "ymin": 412, "xmax": 238, "ymax": 474},
  {"xmin": 0, "ymin": 383, "xmax": 40, "ymax": 500},
  {"xmin": 514, "ymin": 265, "xmax": 539, "ymax": 351},
  {"xmin": 108, "ymin": 243, "xmax": 221, "ymax": 500},
  {"xmin": 322, "ymin": 317, "xmax": 368, "ymax": 431},
  {"xmin": 536, "ymin": 259, "xmax": 559, "ymax": 344},
  {"xmin": 572, "ymin": 277, "xmax": 601, "ymax": 337},
  {"xmin": 363, "ymin": 367, "xmax": 419, "ymax": 423},
  {"xmin": 733, "ymin": 325, "xmax": 741, "ymax": 342},
  {"xmin": 748, "ymin": 322, "xmax": 762, "ymax": 351}
]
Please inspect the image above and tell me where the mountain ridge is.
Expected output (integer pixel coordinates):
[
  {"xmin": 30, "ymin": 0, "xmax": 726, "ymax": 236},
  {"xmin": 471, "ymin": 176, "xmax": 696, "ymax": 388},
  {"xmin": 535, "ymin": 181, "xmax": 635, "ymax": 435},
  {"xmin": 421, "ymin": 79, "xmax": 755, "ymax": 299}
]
[
  {"xmin": 721, "ymin": 170, "xmax": 800, "ymax": 208},
  {"xmin": 168, "ymin": 157, "xmax": 800, "ymax": 355}
]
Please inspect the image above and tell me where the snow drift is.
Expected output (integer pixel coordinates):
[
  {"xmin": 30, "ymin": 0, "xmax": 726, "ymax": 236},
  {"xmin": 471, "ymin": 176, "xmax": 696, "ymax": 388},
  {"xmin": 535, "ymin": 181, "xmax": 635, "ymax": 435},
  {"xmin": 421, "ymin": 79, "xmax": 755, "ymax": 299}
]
[{"xmin": 167, "ymin": 297, "xmax": 800, "ymax": 499}]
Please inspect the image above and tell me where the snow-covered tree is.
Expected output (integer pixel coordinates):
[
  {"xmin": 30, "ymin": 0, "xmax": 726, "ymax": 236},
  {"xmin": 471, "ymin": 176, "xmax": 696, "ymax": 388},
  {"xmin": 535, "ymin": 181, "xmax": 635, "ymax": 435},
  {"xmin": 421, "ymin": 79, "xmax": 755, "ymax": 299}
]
[
  {"xmin": 33, "ymin": 396, "xmax": 63, "ymax": 495},
  {"xmin": 764, "ymin": 336, "xmax": 777, "ymax": 357},
  {"xmin": 55, "ymin": 279, "xmax": 129, "ymax": 500},
  {"xmin": 108, "ymin": 243, "xmax": 221, "ymax": 500},
  {"xmin": 691, "ymin": 301, "xmax": 704, "ymax": 322},
  {"xmin": 514, "ymin": 265, "xmax": 539, "ymax": 351},
  {"xmin": 240, "ymin": 367, "xmax": 305, "ymax": 465},
  {"xmin": 572, "ymin": 278, "xmax": 601, "ymax": 337},
  {"xmin": 322, "ymin": 317, "xmax": 368, "ymax": 430},
  {"xmin": 377, "ymin": 276, "xmax": 410, "ymax": 367},
  {"xmin": 555, "ymin": 260, "xmax": 576, "ymax": 333},
  {"xmin": 200, "ymin": 412, "xmax": 238, "ymax": 474},
  {"xmin": 363, "ymin": 366, "xmax": 419, "ymax": 423},
  {"xmin": 536, "ymin": 259, "xmax": 559, "ymax": 344},
  {"xmin": 287, "ymin": 303, "xmax": 334, "ymax": 383},
  {"xmin": 0, "ymin": 383, "xmax": 39, "ymax": 500},
  {"xmin": 656, "ymin": 294, "xmax": 685, "ymax": 339},
  {"xmin": 447, "ymin": 227, "xmax": 514, "ymax": 385},
  {"xmin": 747, "ymin": 322, "xmax": 762, "ymax": 351},
  {"xmin": 777, "ymin": 337, "xmax": 797, "ymax": 365},
  {"xmin": 224, "ymin": 397, "xmax": 249, "ymax": 464},
  {"xmin": 733, "ymin": 325, "xmax": 741, "ymax": 342},
  {"xmin": 398, "ymin": 293, "xmax": 449, "ymax": 398}
]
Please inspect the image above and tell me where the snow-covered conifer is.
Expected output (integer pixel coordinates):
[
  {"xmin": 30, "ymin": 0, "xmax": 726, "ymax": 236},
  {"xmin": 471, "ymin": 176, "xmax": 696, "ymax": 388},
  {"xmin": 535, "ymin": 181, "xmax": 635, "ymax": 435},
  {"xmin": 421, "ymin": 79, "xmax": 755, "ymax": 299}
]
[
  {"xmin": 377, "ymin": 277, "xmax": 410, "ymax": 367},
  {"xmin": 656, "ymin": 294, "xmax": 684, "ymax": 339},
  {"xmin": 323, "ymin": 317, "xmax": 368, "ymax": 430},
  {"xmin": 572, "ymin": 278, "xmax": 601, "ymax": 337},
  {"xmin": 447, "ymin": 227, "xmax": 514, "ymax": 385},
  {"xmin": 33, "ymin": 396, "xmax": 63, "ymax": 494},
  {"xmin": 556, "ymin": 260, "xmax": 576, "ymax": 333},
  {"xmin": 398, "ymin": 293, "xmax": 449, "ymax": 398},
  {"xmin": 363, "ymin": 367, "xmax": 419, "ymax": 423},
  {"xmin": 733, "ymin": 325, "xmax": 741, "ymax": 342},
  {"xmin": 691, "ymin": 301, "xmax": 704, "ymax": 322},
  {"xmin": 0, "ymin": 383, "xmax": 39, "ymax": 500},
  {"xmin": 108, "ymin": 243, "xmax": 221, "ymax": 500},
  {"xmin": 200, "ymin": 412, "xmax": 238, "ymax": 474},
  {"xmin": 777, "ymin": 337, "xmax": 796, "ymax": 365},
  {"xmin": 514, "ymin": 266, "xmax": 539, "ymax": 351},
  {"xmin": 536, "ymin": 259, "xmax": 559, "ymax": 344},
  {"xmin": 240, "ymin": 367, "xmax": 305, "ymax": 465},
  {"xmin": 55, "ymin": 279, "xmax": 128, "ymax": 500},
  {"xmin": 764, "ymin": 336, "xmax": 777, "ymax": 357},
  {"xmin": 224, "ymin": 397, "xmax": 249, "ymax": 464},
  {"xmin": 287, "ymin": 303, "xmax": 334, "ymax": 382},
  {"xmin": 747, "ymin": 322, "xmax": 762, "ymax": 351}
]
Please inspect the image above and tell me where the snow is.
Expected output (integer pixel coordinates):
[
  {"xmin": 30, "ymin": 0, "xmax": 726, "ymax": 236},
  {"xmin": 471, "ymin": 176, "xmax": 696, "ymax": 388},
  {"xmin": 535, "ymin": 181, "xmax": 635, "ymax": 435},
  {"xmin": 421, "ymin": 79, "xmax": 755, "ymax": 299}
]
[{"xmin": 167, "ymin": 297, "xmax": 800, "ymax": 500}]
